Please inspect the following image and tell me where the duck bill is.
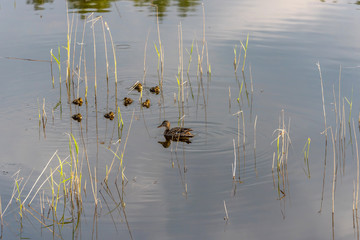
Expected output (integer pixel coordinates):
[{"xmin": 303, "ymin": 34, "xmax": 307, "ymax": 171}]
[{"xmin": 157, "ymin": 124, "xmax": 163, "ymax": 128}]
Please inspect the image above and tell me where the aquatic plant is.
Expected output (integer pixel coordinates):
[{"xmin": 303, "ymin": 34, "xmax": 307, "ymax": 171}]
[
  {"xmin": 240, "ymin": 33, "xmax": 249, "ymax": 72},
  {"xmin": 50, "ymin": 47, "xmax": 61, "ymax": 85},
  {"xmin": 232, "ymin": 139, "xmax": 236, "ymax": 180},
  {"xmin": 303, "ymin": 137, "xmax": 311, "ymax": 178},
  {"xmin": 271, "ymin": 110, "xmax": 291, "ymax": 199}
]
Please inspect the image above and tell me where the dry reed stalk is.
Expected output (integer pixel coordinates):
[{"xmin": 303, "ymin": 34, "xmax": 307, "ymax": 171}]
[
  {"xmin": 223, "ymin": 200, "xmax": 229, "ymax": 221},
  {"xmin": 118, "ymin": 110, "xmax": 135, "ymax": 182},
  {"xmin": 338, "ymin": 66, "xmax": 342, "ymax": 166},
  {"xmin": 65, "ymin": 1, "xmax": 70, "ymax": 86},
  {"xmin": 77, "ymin": 19, "xmax": 86, "ymax": 99},
  {"xmin": 42, "ymin": 98, "xmax": 47, "ymax": 128},
  {"xmin": 354, "ymin": 180, "xmax": 356, "ymax": 229},
  {"xmin": 80, "ymin": 122, "xmax": 98, "ymax": 205},
  {"xmin": 0, "ymin": 197, "xmax": 3, "ymax": 239},
  {"xmin": 179, "ymin": 23, "xmax": 184, "ymax": 105},
  {"xmin": 317, "ymin": 62, "xmax": 327, "ymax": 138},
  {"xmin": 71, "ymin": 16, "xmax": 79, "ymax": 82},
  {"xmin": 330, "ymin": 127, "xmax": 336, "ymax": 215},
  {"xmin": 332, "ymin": 85, "xmax": 339, "ymax": 167},
  {"xmin": 254, "ymin": 115, "xmax": 258, "ymax": 175},
  {"xmin": 24, "ymin": 151, "xmax": 58, "ymax": 205},
  {"xmin": 89, "ymin": 15, "xmax": 100, "ymax": 93},
  {"xmin": 241, "ymin": 111, "xmax": 246, "ymax": 167},
  {"xmin": 250, "ymin": 64, "xmax": 253, "ymax": 94},
  {"xmin": 104, "ymin": 21, "xmax": 118, "ymax": 116},
  {"xmin": 353, "ymin": 120, "xmax": 360, "ymax": 210},
  {"xmin": 233, "ymin": 111, "xmax": 241, "ymax": 178},
  {"xmin": 155, "ymin": 6, "xmax": 164, "ymax": 86},
  {"xmin": 84, "ymin": 51, "xmax": 88, "ymax": 100},
  {"xmin": 201, "ymin": 3, "xmax": 206, "ymax": 69},
  {"xmin": 232, "ymin": 139, "xmax": 236, "ymax": 180},
  {"xmin": 228, "ymin": 86, "xmax": 231, "ymax": 111},
  {"xmin": 101, "ymin": 18, "xmax": 109, "ymax": 81},
  {"xmin": 142, "ymin": 30, "xmax": 150, "ymax": 85},
  {"xmin": 50, "ymin": 53, "xmax": 54, "ymax": 88}
]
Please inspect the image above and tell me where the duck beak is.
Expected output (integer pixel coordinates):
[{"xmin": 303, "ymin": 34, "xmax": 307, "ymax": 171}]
[{"xmin": 157, "ymin": 124, "xmax": 163, "ymax": 128}]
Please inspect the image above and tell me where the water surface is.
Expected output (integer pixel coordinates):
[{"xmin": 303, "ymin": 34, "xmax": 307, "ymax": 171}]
[{"xmin": 1, "ymin": 0, "xmax": 360, "ymax": 239}]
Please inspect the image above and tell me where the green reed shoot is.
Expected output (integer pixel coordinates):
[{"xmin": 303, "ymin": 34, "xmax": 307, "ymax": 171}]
[
  {"xmin": 303, "ymin": 138, "xmax": 311, "ymax": 178},
  {"xmin": 176, "ymin": 75, "xmax": 181, "ymax": 104},
  {"xmin": 186, "ymin": 40, "xmax": 194, "ymax": 75},
  {"xmin": 118, "ymin": 106, "xmax": 124, "ymax": 129},
  {"xmin": 154, "ymin": 43, "xmax": 161, "ymax": 73},
  {"xmin": 15, "ymin": 179, "xmax": 23, "ymax": 218},
  {"xmin": 117, "ymin": 106, "xmax": 124, "ymax": 139},
  {"xmin": 233, "ymin": 44, "xmax": 241, "ymax": 72},
  {"xmin": 37, "ymin": 98, "xmax": 41, "ymax": 124},
  {"xmin": 233, "ymin": 45, "xmax": 237, "ymax": 67},
  {"xmin": 240, "ymin": 33, "xmax": 249, "ymax": 72},
  {"xmin": 50, "ymin": 47, "xmax": 61, "ymax": 84},
  {"xmin": 237, "ymin": 79, "xmax": 244, "ymax": 103},
  {"xmin": 55, "ymin": 154, "xmax": 67, "ymax": 220},
  {"xmin": 49, "ymin": 167, "xmax": 56, "ymax": 210}
]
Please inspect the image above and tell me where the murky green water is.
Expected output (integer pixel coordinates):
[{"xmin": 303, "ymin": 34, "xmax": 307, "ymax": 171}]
[{"xmin": 1, "ymin": 0, "xmax": 360, "ymax": 239}]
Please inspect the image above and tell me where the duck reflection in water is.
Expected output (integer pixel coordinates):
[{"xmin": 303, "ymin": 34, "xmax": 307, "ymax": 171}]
[{"xmin": 158, "ymin": 136, "xmax": 192, "ymax": 148}]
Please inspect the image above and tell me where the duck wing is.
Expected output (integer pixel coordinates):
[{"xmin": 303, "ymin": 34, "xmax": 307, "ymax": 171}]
[
  {"xmin": 170, "ymin": 127, "xmax": 194, "ymax": 138},
  {"xmin": 172, "ymin": 127, "xmax": 193, "ymax": 133}
]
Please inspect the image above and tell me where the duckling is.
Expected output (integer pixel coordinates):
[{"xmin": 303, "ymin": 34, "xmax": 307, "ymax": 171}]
[
  {"xmin": 123, "ymin": 97, "xmax": 133, "ymax": 106},
  {"xmin": 150, "ymin": 86, "xmax": 160, "ymax": 94},
  {"xmin": 72, "ymin": 97, "xmax": 83, "ymax": 106},
  {"xmin": 157, "ymin": 120, "xmax": 194, "ymax": 139},
  {"xmin": 72, "ymin": 113, "xmax": 82, "ymax": 122},
  {"xmin": 134, "ymin": 82, "xmax": 143, "ymax": 92},
  {"xmin": 142, "ymin": 99, "xmax": 150, "ymax": 108},
  {"xmin": 104, "ymin": 111, "xmax": 115, "ymax": 120}
]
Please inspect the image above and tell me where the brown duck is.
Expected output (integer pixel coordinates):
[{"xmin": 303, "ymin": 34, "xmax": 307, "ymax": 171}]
[
  {"xmin": 72, "ymin": 113, "xmax": 82, "ymax": 122},
  {"xmin": 142, "ymin": 99, "xmax": 150, "ymax": 108},
  {"xmin": 150, "ymin": 86, "xmax": 160, "ymax": 94},
  {"xmin": 124, "ymin": 97, "xmax": 133, "ymax": 106},
  {"xmin": 157, "ymin": 120, "xmax": 194, "ymax": 139},
  {"xmin": 133, "ymin": 82, "xmax": 143, "ymax": 92},
  {"xmin": 104, "ymin": 111, "xmax": 115, "ymax": 120},
  {"xmin": 72, "ymin": 97, "xmax": 83, "ymax": 106}
]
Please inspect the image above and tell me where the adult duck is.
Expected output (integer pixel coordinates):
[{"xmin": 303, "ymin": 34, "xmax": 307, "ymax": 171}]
[{"xmin": 157, "ymin": 120, "xmax": 194, "ymax": 139}]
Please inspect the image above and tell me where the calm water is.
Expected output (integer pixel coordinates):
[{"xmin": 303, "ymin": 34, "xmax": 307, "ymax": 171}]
[{"xmin": 1, "ymin": 0, "xmax": 360, "ymax": 239}]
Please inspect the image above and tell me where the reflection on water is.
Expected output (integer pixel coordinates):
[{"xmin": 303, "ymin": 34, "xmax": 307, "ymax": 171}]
[
  {"xmin": 26, "ymin": 0, "xmax": 54, "ymax": 10},
  {"xmin": 158, "ymin": 137, "xmax": 192, "ymax": 148},
  {"xmin": 67, "ymin": 0, "xmax": 118, "ymax": 14},
  {"xmin": 27, "ymin": 0, "xmax": 200, "ymax": 19},
  {"xmin": 132, "ymin": 0, "xmax": 200, "ymax": 18}
]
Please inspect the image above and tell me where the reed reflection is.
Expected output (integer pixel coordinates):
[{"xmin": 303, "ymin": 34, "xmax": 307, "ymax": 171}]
[
  {"xmin": 132, "ymin": 0, "xmax": 200, "ymax": 19},
  {"xmin": 26, "ymin": 0, "xmax": 54, "ymax": 11}
]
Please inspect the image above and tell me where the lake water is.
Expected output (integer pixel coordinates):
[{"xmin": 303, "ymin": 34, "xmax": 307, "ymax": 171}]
[{"xmin": 1, "ymin": 0, "xmax": 360, "ymax": 239}]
